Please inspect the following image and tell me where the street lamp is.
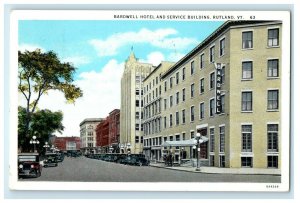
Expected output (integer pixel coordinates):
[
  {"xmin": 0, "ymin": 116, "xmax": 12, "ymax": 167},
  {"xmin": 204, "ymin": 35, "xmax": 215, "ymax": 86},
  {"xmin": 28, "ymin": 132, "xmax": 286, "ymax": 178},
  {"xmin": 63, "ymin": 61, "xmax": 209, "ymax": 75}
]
[
  {"xmin": 120, "ymin": 144, "xmax": 124, "ymax": 154},
  {"xmin": 195, "ymin": 132, "xmax": 202, "ymax": 171},
  {"xmin": 109, "ymin": 146, "xmax": 113, "ymax": 153},
  {"xmin": 43, "ymin": 142, "xmax": 50, "ymax": 153},
  {"xmin": 29, "ymin": 135, "xmax": 39, "ymax": 152},
  {"xmin": 127, "ymin": 143, "xmax": 131, "ymax": 154}
]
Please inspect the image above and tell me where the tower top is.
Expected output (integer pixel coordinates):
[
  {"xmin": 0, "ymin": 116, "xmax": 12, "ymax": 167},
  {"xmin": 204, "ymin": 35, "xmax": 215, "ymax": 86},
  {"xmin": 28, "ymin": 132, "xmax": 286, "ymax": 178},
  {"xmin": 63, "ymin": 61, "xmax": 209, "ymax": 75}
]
[{"xmin": 128, "ymin": 47, "xmax": 136, "ymax": 62}]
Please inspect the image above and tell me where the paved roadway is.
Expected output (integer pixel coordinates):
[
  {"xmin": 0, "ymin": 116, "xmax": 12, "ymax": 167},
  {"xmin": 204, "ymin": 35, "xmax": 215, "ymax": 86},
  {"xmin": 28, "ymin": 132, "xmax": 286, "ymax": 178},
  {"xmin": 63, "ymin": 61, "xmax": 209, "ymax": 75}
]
[{"xmin": 20, "ymin": 156, "xmax": 280, "ymax": 182}]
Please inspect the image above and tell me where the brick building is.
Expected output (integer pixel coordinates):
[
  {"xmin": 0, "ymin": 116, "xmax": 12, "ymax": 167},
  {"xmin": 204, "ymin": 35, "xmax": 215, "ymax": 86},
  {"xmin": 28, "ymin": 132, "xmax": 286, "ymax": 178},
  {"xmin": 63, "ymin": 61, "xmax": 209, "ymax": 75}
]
[
  {"xmin": 52, "ymin": 136, "xmax": 81, "ymax": 152},
  {"xmin": 96, "ymin": 109, "xmax": 120, "ymax": 153}
]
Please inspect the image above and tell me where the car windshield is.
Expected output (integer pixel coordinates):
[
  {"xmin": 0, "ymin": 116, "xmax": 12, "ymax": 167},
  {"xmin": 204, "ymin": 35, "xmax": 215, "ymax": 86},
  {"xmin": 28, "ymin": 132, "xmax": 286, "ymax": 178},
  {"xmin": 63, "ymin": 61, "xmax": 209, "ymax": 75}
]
[{"xmin": 18, "ymin": 156, "xmax": 37, "ymax": 162}]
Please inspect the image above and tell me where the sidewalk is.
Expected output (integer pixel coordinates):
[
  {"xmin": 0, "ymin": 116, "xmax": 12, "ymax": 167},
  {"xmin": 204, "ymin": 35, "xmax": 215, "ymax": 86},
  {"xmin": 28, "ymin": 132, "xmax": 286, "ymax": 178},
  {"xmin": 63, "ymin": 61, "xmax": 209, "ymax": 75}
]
[{"xmin": 149, "ymin": 162, "xmax": 281, "ymax": 175}]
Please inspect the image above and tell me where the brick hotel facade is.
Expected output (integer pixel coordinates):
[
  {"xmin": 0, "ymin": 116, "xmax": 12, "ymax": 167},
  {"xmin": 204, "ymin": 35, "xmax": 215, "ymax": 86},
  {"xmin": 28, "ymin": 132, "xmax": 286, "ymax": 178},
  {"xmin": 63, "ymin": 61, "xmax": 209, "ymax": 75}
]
[{"xmin": 121, "ymin": 20, "xmax": 282, "ymax": 169}]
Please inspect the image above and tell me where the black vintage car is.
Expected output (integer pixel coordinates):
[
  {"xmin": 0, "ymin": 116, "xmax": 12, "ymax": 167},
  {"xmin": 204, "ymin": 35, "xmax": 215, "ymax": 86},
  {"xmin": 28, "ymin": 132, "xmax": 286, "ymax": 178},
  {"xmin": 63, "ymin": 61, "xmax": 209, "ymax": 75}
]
[
  {"xmin": 43, "ymin": 153, "xmax": 58, "ymax": 167},
  {"xmin": 18, "ymin": 153, "xmax": 42, "ymax": 178},
  {"xmin": 56, "ymin": 152, "xmax": 64, "ymax": 162}
]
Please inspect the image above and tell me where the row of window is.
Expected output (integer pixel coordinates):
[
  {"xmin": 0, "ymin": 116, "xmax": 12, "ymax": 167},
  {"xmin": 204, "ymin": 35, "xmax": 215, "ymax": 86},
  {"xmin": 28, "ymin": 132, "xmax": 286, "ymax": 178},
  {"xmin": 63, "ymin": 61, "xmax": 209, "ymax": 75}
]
[
  {"xmin": 242, "ymin": 90, "xmax": 279, "ymax": 111},
  {"xmin": 144, "ymin": 90, "xmax": 278, "ymax": 134},
  {"xmin": 242, "ymin": 28, "xmax": 279, "ymax": 49},
  {"xmin": 210, "ymin": 155, "xmax": 278, "ymax": 168}
]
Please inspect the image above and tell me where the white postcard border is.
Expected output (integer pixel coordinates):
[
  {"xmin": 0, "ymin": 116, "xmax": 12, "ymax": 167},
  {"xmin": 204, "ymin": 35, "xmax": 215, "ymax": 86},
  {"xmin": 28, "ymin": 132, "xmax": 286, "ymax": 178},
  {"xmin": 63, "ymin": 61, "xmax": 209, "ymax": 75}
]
[{"xmin": 9, "ymin": 10, "xmax": 291, "ymax": 192}]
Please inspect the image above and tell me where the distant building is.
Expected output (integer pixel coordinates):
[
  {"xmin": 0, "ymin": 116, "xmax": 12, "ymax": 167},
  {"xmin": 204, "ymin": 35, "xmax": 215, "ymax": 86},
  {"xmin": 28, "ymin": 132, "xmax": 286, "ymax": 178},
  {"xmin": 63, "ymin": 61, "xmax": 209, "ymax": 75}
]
[
  {"xmin": 95, "ymin": 109, "xmax": 120, "ymax": 153},
  {"xmin": 51, "ymin": 136, "xmax": 81, "ymax": 152},
  {"xmin": 80, "ymin": 118, "xmax": 103, "ymax": 154}
]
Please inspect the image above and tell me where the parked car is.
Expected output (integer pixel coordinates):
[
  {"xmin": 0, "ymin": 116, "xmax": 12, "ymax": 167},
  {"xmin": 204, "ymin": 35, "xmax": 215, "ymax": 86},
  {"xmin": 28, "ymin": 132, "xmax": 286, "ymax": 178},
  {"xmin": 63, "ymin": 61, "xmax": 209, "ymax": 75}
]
[
  {"xmin": 43, "ymin": 153, "xmax": 58, "ymax": 167},
  {"xmin": 18, "ymin": 153, "xmax": 42, "ymax": 178},
  {"xmin": 56, "ymin": 152, "xmax": 64, "ymax": 162},
  {"xmin": 127, "ymin": 156, "xmax": 150, "ymax": 166}
]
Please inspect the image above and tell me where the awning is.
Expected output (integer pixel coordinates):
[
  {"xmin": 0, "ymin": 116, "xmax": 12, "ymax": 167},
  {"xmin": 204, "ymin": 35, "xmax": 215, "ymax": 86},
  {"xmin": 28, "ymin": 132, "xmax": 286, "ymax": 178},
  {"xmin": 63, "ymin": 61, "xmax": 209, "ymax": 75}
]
[{"xmin": 161, "ymin": 136, "xmax": 209, "ymax": 147}]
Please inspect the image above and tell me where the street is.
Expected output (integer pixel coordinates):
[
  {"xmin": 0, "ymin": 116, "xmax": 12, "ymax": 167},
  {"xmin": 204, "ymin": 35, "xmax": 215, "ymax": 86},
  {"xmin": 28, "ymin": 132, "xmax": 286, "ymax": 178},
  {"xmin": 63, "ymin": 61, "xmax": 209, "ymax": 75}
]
[{"xmin": 20, "ymin": 156, "xmax": 281, "ymax": 182}]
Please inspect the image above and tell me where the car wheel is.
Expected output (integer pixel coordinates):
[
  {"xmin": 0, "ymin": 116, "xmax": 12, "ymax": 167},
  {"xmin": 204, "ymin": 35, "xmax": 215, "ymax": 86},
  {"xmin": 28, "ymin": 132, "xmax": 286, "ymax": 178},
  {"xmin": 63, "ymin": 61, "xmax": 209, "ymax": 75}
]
[
  {"xmin": 138, "ymin": 162, "xmax": 142, "ymax": 167},
  {"xmin": 36, "ymin": 170, "xmax": 41, "ymax": 178}
]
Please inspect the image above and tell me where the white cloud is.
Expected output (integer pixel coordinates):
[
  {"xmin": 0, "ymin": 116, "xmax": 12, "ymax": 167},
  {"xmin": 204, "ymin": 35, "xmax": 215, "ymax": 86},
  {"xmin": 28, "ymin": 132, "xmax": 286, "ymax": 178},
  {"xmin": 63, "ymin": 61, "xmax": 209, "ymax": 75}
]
[
  {"xmin": 140, "ymin": 51, "xmax": 165, "ymax": 66},
  {"xmin": 19, "ymin": 59, "xmax": 124, "ymax": 137},
  {"xmin": 61, "ymin": 56, "xmax": 91, "ymax": 67},
  {"xmin": 19, "ymin": 43, "xmax": 45, "ymax": 52},
  {"xmin": 89, "ymin": 28, "xmax": 197, "ymax": 57}
]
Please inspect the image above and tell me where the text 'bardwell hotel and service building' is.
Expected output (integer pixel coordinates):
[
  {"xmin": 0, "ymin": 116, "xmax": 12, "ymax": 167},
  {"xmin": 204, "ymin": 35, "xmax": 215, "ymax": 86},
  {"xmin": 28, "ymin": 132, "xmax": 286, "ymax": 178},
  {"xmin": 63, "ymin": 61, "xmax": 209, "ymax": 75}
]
[{"xmin": 119, "ymin": 20, "xmax": 282, "ymax": 169}]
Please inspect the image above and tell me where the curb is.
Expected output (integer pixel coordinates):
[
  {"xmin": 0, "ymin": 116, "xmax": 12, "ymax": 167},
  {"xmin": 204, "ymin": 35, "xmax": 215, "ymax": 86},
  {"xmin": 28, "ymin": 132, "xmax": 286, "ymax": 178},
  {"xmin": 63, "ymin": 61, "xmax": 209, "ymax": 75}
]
[{"xmin": 149, "ymin": 164, "xmax": 281, "ymax": 176}]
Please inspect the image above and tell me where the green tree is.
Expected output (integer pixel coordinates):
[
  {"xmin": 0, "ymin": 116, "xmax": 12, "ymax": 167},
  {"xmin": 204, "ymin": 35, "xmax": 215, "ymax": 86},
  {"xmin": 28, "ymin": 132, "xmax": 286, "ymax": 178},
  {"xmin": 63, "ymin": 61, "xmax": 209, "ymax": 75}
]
[
  {"xmin": 18, "ymin": 106, "xmax": 64, "ymax": 152},
  {"xmin": 18, "ymin": 49, "xmax": 83, "ymax": 141}
]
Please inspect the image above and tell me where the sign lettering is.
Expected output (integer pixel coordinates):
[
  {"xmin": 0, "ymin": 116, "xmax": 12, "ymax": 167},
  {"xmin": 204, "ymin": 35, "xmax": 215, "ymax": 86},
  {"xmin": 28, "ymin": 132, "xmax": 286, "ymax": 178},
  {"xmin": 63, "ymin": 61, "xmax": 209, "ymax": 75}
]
[{"xmin": 215, "ymin": 63, "xmax": 222, "ymax": 114}]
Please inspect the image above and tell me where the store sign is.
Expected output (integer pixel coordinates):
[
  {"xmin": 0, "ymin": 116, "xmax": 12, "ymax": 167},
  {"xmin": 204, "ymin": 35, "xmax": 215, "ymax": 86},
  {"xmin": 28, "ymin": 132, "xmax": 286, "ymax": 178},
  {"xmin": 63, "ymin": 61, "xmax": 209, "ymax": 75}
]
[{"xmin": 215, "ymin": 63, "xmax": 222, "ymax": 114}]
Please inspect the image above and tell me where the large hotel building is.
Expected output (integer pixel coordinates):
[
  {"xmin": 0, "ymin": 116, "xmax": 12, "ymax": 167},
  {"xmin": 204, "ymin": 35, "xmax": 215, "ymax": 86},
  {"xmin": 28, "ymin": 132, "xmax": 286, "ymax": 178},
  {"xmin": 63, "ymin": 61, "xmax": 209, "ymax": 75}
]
[{"xmin": 121, "ymin": 20, "xmax": 281, "ymax": 169}]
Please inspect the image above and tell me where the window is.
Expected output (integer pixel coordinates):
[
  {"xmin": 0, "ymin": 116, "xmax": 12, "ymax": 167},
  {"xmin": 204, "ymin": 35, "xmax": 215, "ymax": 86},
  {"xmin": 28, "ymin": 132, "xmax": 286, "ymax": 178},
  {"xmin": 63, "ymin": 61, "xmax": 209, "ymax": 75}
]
[
  {"xmin": 169, "ymin": 95, "xmax": 173, "ymax": 107},
  {"xmin": 200, "ymin": 78, "xmax": 204, "ymax": 94},
  {"xmin": 268, "ymin": 28, "xmax": 279, "ymax": 46},
  {"xmin": 164, "ymin": 81, "xmax": 167, "ymax": 92},
  {"xmin": 210, "ymin": 155, "xmax": 215, "ymax": 167},
  {"xmin": 210, "ymin": 46, "xmax": 215, "ymax": 63},
  {"xmin": 159, "ymin": 85, "xmax": 161, "ymax": 95},
  {"xmin": 190, "ymin": 131, "xmax": 195, "ymax": 139},
  {"xmin": 268, "ymin": 156, "xmax": 278, "ymax": 168},
  {"xmin": 176, "ymin": 112, "xmax": 179, "ymax": 125},
  {"xmin": 268, "ymin": 90, "xmax": 279, "ymax": 110},
  {"xmin": 135, "ymin": 112, "xmax": 139, "ymax": 119},
  {"xmin": 176, "ymin": 92, "xmax": 179, "ymax": 105},
  {"xmin": 220, "ymin": 155, "xmax": 225, "ymax": 167},
  {"xmin": 182, "ymin": 88, "xmax": 186, "ymax": 102},
  {"xmin": 241, "ymin": 157, "xmax": 252, "ymax": 168},
  {"xmin": 176, "ymin": 72, "xmax": 179, "ymax": 84},
  {"xmin": 242, "ymin": 61, "xmax": 253, "ymax": 79},
  {"xmin": 191, "ymin": 83, "xmax": 195, "ymax": 98},
  {"xmin": 242, "ymin": 31, "xmax": 253, "ymax": 49},
  {"xmin": 268, "ymin": 59, "xmax": 279, "ymax": 77},
  {"xmin": 268, "ymin": 124, "xmax": 278, "ymax": 152},
  {"xmin": 200, "ymin": 102, "xmax": 204, "ymax": 119},
  {"xmin": 190, "ymin": 106, "xmax": 195, "ymax": 122},
  {"xmin": 135, "ymin": 89, "xmax": 140, "ymax": 95},
  {"xmin": 210, "ymin": 98, "xmax": 215, "ymax": 116},
  {"xmin": 156, "ymin": 76, "xmax": 158, "ymax": 85},
  {"xmin": 164, "ymin": 117, "xmax": 167, "ymax": 128},
  {"xmin": 220, "ymin": 95, "xmax": 225, "ymax": 113},
  {"xmin": 135, "ymin": 136, "xmax": 139, "ymax": 143},
  {"xmin": 221, "ymin": 66, "xmax": 225, "ymax": 84},
  {"xmin": 155, "ymin": 88, "xmax": 158, "ymax": 97},
  {"xmin": 191, "ymin": 61, "xmax": 195, "ymax": 75},
  {"xmin": 242, "ymin": 92, "xmax": 252, "ymax": 111},
  {"xmin": 169, "ymin": 114, "xmax": 173, "ymax": 127},
  {"xmin": 164, "ymin": 99, "xmax": 167, "ymax": 110},
  {"xmin": 220, "ymin": 38, "xmax": 225, "ymax": 56},
  {"xmin": 170, "ymin": 77, "xmax": 173, "ymax": 88},
  {"xmin": 241, "ymin": 125, "xmax": 252, "ymax": 152},
  {"xmin": 182, "ymin": 109, "xmax": 186, "ymax": 124},
  {"xmin": 220, "ymin": 126, "xmax": 225, "ymax": 153},
  {"xmin": 135, "ymin": 124, "xmax": 139, "ymax": 131},
  {"xmin": 210, "ymin": 72, "xmax": 215, "ymax": 89},
  {"xmin": 182, "ymin": 67, "xmax": 185, "ymax": 80},
  {"xmin": 135, "ymin": 100, "xmax": 140, "ymax": 107},
  {"xmin": 210, "ymin": 128, "xmax": 215, "ymax": 152},
  {"xmin": 200, "ymin": 53, "xmax": 204, "ymax": 69}
]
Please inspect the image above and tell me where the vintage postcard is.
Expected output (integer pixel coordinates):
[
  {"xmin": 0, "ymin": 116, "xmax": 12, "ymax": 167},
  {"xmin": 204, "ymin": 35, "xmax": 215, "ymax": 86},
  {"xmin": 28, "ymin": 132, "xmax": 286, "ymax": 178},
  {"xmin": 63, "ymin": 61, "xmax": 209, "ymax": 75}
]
[{"xmin": 8, "ymin": 10, "xmax": 290, "ymax": 191}]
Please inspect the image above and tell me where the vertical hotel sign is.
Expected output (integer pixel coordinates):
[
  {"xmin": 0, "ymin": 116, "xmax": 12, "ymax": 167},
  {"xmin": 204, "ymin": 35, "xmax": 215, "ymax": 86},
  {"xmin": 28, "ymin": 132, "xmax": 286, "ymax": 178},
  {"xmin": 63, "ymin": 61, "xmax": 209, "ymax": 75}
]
[{"xmin": 215, "ymin": 63, "xmax": 222, "ymax": 114}]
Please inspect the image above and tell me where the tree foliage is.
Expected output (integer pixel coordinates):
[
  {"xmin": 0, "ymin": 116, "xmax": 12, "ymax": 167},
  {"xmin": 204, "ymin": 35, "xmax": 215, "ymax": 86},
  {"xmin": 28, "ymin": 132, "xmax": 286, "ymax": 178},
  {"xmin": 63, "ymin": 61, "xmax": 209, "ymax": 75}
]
[
  {"xmin": 18, "ymin": 106, "xmax": 64, "ymax": 152},
  {"xmin": 18, "ymin": 49, "xmax": 83, "ymax": 140}
]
